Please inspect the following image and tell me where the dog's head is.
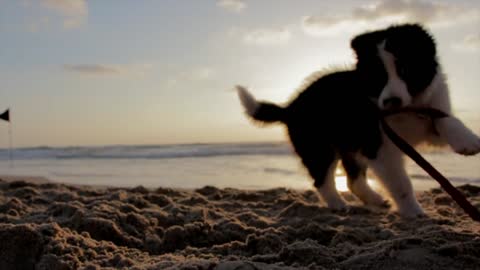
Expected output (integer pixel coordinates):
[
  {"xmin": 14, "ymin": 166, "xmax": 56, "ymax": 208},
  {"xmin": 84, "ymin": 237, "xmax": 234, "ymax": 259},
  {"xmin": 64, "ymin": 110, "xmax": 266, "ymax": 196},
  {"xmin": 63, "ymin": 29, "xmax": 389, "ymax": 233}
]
[{"xmin": 351, "ymin": 24, "xmax": 438, "ymax": 110}]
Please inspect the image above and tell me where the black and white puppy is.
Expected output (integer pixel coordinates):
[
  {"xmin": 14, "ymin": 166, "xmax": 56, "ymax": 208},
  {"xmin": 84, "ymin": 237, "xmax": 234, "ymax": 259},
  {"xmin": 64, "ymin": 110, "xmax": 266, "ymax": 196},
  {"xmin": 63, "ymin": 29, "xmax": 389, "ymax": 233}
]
[{"xmin": 237, "ymin": 24, "xmax": 480, "ymax": 217}]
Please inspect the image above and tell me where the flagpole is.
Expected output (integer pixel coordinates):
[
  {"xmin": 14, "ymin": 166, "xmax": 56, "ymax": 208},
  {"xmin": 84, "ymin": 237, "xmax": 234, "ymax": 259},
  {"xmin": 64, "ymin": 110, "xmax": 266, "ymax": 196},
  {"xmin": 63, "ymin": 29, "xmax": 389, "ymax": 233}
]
[
  {"xmin": 8, "ymin": 121, "xmax": 13, "ymax": 167},
  {"xmin": 0, "ymin": 108, "xmax": 12, "ymax": 166}
]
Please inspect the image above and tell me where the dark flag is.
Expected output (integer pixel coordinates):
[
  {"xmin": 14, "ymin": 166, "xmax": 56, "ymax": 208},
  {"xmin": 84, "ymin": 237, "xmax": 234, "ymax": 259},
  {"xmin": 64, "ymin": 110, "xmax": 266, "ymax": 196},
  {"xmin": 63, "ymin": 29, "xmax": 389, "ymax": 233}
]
[{"xmin": 0, "ymin": 109, "xmax": 9, "ymax": 122}]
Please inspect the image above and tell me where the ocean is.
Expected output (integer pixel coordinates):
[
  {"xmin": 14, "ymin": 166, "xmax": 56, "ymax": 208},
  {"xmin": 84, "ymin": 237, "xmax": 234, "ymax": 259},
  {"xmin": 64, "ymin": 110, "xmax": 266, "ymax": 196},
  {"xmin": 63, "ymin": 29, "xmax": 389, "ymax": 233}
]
[{"xmin": 0, "ymin": 142, "xmax": 479, "ymax": 191}]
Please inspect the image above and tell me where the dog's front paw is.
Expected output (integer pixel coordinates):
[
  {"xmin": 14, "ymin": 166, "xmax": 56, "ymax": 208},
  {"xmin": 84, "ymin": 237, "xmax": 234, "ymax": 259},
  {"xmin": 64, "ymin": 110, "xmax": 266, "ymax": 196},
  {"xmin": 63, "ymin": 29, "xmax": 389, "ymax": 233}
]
[
  {"xmin": 396, "ymin": 201, "xmax": 425, "ymax": 218},
  {"xmin": 448, "ymin": 129, "xmax": 480, "ymax": 156},
  {"xmin": 363, "ymin": 191, "xmax": 390, "ymax": 208},
  {"xmin": 326, "ymin": 197, "xmax": 348, "ymax": 211},
  {"xmin": 438, "ymin": 117, "xmax": 480, "ymax": 156},
  {"xmin": 454, "ymin": 136, "xmax": 480, "ymax": 156}
]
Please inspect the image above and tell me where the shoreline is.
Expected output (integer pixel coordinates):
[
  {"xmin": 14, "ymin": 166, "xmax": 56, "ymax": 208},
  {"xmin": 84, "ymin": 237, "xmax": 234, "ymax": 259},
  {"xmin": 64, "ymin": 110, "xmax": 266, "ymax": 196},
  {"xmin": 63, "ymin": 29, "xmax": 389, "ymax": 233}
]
[{"xmin": 0, "ymin": 173, "xmax": 448, "ymax": 191}]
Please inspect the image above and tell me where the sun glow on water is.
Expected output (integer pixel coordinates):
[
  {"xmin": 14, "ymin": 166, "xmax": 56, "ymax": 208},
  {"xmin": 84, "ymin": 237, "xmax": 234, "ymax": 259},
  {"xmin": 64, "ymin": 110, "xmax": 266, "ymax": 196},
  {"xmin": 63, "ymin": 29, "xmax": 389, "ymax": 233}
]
[
  {"xmin": 335, "ymin": 176, "xmax": 350, "ymax": 192},
  {"xmin": 334, "ymin": 168, "xmax": 379, "ymax": 192}
]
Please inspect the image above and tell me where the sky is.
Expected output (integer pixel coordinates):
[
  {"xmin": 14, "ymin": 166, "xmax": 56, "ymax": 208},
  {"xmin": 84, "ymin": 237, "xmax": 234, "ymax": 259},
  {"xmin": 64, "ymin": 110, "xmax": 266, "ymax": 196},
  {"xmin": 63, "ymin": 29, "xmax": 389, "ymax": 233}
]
[{"xmin": 0, "ymin": 0, "xmax": 479, "ymax": 147}]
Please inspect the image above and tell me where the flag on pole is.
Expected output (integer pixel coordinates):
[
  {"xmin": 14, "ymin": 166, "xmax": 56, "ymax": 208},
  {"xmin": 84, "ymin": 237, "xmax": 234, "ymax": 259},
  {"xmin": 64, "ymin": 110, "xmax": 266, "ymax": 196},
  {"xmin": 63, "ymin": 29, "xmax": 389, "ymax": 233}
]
[
  {"xmin": 0, "ymin": 108, "xmax": 13, "ymax": 166},
  {"xmin": 0, "ymin": 109, "xmax": 9, "ymax": 122}
]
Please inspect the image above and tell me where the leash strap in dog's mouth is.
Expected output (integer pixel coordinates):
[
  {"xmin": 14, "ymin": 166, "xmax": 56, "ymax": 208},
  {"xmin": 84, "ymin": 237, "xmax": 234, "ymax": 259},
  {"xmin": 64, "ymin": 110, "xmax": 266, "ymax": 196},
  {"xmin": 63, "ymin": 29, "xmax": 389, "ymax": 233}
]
[{"xmin": 380, "ymin": 108, "xmax": 480, "ymax": 222}]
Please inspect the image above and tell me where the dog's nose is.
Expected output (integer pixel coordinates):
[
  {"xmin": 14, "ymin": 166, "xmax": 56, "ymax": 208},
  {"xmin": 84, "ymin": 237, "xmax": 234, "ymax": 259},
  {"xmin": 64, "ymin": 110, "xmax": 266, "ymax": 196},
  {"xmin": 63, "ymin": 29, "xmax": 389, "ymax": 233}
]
[{"xmin": 382, "ymin": 97, "xmax": 402, "ymax": 109}]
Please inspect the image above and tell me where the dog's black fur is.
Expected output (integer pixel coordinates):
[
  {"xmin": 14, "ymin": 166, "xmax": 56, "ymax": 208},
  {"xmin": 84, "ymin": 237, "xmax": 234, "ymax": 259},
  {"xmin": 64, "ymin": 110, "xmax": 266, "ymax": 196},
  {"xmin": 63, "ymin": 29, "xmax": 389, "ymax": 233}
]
[
  {"xmin": 243, "ymin": 24, "xmax": 437, "ymax": 190},
  {"xmin": 352, "ymin": 24, "xmax": 438, "ymax": 97},
  {"xmin": 238, "ymin": 23, "xmax": 480, "ymax": 216}
]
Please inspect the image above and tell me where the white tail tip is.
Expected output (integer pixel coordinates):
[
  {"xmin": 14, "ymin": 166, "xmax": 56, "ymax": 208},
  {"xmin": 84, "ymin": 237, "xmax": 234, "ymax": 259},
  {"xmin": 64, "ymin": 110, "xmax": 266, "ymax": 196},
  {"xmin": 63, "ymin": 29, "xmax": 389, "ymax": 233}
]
[{"xmin": 236, "ymin": 85, "xmax": 259, "ymax": 116}]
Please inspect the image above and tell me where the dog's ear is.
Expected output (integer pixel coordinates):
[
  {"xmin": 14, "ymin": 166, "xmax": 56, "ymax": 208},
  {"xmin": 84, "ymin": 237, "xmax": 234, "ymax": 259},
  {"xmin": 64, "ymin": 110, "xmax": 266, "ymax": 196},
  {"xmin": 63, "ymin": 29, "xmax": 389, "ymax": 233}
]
[
  {"xmin": 384, "ymin": 24, "xmax": 436, "ymax": 57},
  {"xmin": 351, "ymin": 30, "xmax": 386, "ymax": 59}
]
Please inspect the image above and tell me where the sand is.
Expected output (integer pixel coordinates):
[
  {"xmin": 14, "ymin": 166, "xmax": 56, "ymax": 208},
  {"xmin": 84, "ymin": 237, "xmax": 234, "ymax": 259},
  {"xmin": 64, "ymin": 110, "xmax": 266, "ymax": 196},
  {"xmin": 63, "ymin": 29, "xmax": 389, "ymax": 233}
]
[{"xmin": 0, "ymin": 178, "xmax": 479, "ymax": 270}]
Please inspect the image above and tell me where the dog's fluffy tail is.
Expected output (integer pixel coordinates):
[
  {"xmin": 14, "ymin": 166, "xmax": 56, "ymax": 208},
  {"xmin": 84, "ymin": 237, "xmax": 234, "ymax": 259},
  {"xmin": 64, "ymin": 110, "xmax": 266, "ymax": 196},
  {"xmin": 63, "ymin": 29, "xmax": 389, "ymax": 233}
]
[{"xmin": 236, "ymin": 85, "xmax": 286, "ymax": 123}]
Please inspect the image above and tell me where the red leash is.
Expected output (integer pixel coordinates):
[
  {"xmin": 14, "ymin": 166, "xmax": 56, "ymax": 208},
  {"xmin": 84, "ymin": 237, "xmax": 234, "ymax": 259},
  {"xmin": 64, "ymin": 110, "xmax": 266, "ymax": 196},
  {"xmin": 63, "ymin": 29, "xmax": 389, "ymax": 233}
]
[{"xmin": 381, "ymin": 108, "xmax": 480, "ymax": 222}]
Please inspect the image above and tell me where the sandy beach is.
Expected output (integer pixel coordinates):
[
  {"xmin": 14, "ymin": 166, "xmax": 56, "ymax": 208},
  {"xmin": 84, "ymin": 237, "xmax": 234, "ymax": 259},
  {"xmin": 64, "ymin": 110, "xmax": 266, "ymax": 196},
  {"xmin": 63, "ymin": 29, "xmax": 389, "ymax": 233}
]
[
  {"xmin": 3, "ymin": 1, "xmax": 480, "ymax": 269},
  {"xmin": 0, "ymin": 177, "xmax": 478, "ymax": 270}
]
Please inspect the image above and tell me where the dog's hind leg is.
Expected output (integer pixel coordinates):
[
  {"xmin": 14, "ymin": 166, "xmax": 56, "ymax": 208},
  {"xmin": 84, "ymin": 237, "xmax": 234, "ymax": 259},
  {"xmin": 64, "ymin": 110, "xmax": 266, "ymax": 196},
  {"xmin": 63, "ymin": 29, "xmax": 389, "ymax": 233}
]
[
  {"xmin": 290, "ymin": 137, "xmax": 346, "ymax": 209},
  {"xmin": 342, "ymin": 154, "xmax": 387, "ymax": 207},
  {"xmin": 312, "ymin": 157, "xmax": 347, "ymax": 210}
]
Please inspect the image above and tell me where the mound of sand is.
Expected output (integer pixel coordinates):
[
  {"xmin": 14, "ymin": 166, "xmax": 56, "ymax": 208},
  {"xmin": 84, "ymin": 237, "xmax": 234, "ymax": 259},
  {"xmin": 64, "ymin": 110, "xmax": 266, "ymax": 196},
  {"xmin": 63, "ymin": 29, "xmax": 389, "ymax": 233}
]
[{"xmin": 0, "ymin": 178, "xmax": 479, "ymax": 269}]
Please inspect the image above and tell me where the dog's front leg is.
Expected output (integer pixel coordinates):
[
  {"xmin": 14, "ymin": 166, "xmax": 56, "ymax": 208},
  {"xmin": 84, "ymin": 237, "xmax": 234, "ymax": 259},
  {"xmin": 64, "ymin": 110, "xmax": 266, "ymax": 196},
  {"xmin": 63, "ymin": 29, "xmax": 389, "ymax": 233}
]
[
  {"xmin": 426, "ymin": 78, "xmax": 480, "ymax": 155},
  {"xmin": 435, "ymin": 116, "xmax": 480, "ymax": 156},
  {"xmin": 368, "ymin": 139, "xmax": 424, "ymax": 218}
]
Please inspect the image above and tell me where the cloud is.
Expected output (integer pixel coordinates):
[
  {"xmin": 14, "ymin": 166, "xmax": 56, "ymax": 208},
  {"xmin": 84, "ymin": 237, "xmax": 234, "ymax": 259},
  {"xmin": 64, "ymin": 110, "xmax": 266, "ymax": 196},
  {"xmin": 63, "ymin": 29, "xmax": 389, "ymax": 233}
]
[
  {"xmin": 64, "ymin": 64, "xmax": 120, "ymax": 75},
  {"xmin": 301, "ymin": 16, "xmax": 369, "ymax": 37},
  {"xmin": 242, "ymin": 28, "xmax": 291, "ymax": 45},
  {"xmin": 217, "ymin": 0, "xmax": 246, "ymax": 13},
  {"xmin": 352, "ymin": 0, "xmax": 452, "ymax": 23},
  {"xmin": 302, "ymin": 0, "xmax": 480, "ymax": 37},
  {"xmin": 463, "ymin": 34, "xmax": 480, "ymax": 49},
  {"xmin": 41, "ymin": 0, "xmax": 88, "ymax": 29},
  {"xmin": 27, "ymin": 17, "xmax": 50, "ymax": 33},
  {"xmin": 166, "ymin": 67, "xmax": 217, "ymax": 89},
  {"xmin": 453, "ymin": 34, "xmax": 480, "ymax": 52},
  {"xmin": 64, "ymin": 64, "xmax": 153, "ymax": 76},
  {"xmin": 190, "ymin": 67, "xmax": 216, "ymax": 80}
]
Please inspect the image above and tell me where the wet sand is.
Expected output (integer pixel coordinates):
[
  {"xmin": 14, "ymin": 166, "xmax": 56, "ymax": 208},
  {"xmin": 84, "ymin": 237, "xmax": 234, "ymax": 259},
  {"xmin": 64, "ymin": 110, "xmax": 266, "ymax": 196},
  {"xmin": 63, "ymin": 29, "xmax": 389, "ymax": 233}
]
[{"xmin": 0, "ymin": 177, "xmax": 479, "ymax": 269}]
